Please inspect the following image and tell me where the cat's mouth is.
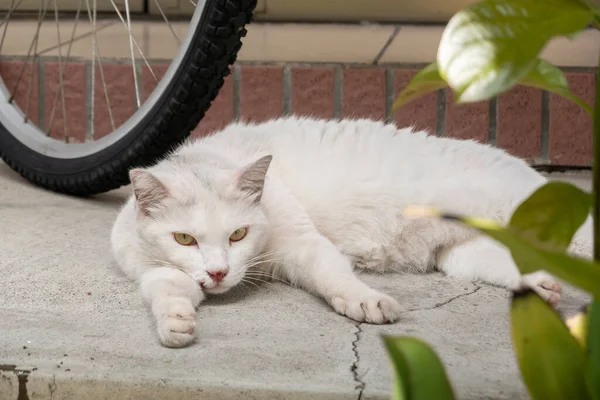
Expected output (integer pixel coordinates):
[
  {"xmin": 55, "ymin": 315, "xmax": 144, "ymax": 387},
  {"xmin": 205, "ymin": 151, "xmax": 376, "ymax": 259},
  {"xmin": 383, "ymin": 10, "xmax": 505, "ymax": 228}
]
[{"xmin": 199, "ymin": 280, "xmax": 231, "ymax": 294}]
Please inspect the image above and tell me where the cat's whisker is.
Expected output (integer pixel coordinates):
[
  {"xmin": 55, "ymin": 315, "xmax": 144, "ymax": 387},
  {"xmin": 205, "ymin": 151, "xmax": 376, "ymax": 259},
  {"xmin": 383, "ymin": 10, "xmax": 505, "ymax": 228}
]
[
  {"xmin": 244, "ymin": 275, "xmax": 290, "ymax": 287},
  {"xmin": 244, "ymin": 273, "xmax": 289, "ymax": 285},
  {"xmin": 240, "ymin": 278, "xmax": 261, "ymax": 290},
  {"xmin": 243, "ymin": 277, "xmax": 278, "ymax": 288}
]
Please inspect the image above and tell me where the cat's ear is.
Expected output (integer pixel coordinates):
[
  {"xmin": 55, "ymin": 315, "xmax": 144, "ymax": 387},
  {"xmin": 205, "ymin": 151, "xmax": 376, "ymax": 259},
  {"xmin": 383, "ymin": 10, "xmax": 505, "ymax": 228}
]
[
  {"xmin": 237, "ymin": 155, "xmax": 272, "ymax": 201},
  {"xmin": 129, "ymin": 168, "xmax": 169, "ymax": 215}
]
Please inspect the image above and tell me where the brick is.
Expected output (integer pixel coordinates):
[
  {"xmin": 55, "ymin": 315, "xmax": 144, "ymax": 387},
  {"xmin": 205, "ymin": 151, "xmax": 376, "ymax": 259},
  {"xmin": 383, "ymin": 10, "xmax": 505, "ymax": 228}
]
[
  {"xmin": 497, "ymin": 86, "xmax": 542, "ymax": 162},
  {"xmin": 0, "ymin": 61, "xmax": 39, "ymax": 126},
  {"xmin": 192, "ymin": 75, "xmax": 234, "ymax": 138},
  {"xmin": 241, "ymin": 66, "xmax": 283, "ymax": 122},
  {"xmin": 291, "ymin": 67, "xmax": 334, "ymax": 119},
  {"xmin": 93, "ymin": 63, "xmax": 136, "ymax": 140},
  {"xmin": 342, "ymin": 68, "xmax": 385, "ymax": 120},
  {"xmin": 549, "ymin": 72, "xmax": 594, "ymax": 166},
  {"xmin": 142, "ymin": 64, "xmax": 169, "ymax": 101},
  {"xmin": 393, "ymin": 69, "xmax": 437, "ymax": 134},
  {"xmin": 44, "ymin": 62, "xmax": 86, "ymax": 142},
  {"xmin": 444, "ymin": 92, "xmax": 489, "ymax": 142}
]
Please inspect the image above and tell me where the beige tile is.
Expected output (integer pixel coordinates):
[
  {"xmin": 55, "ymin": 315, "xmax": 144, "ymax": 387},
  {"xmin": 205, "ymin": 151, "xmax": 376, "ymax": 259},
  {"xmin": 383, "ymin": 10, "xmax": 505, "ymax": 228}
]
[
  {"xmin": 380, "ymin": 25, "xmax": 600, "ymax": 68},
  {"xmin": 378, "ymin": 25, "xmax": 442, "ymax": 64},
  {"xmin": 38, "ymin": 20, "xmax": 189, "ymax": 61},
  {"xmin": 540, "ymin": 29, "xmax": 600, "ymax": 67},
  {"xmin": 146, "ymin": 21, "xmax": 190, "ymax": 60},
  {"xmin": 42, "ymin": 21, "xmax": 146, "ymax": 60},
  {"xmin": 0, "ymin": 20, "xmax": 107, "ymax": 57},
  {"xmin": 238, "ymin": 23, "xmax": 396, "ymax": 63}
]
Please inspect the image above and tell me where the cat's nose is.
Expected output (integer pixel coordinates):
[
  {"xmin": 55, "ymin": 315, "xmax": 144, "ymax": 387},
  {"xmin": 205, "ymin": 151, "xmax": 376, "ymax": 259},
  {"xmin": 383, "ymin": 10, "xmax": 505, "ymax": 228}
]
[{"xmin": 207, "ymin": 268, "xmax": 229, "ymax": 283}]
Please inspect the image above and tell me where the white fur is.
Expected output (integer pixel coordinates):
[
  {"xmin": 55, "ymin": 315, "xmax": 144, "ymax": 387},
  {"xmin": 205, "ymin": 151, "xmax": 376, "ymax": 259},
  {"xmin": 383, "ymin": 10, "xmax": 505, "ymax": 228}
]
[{"xmin": 111, "ymin": 116, "xmax": 592, "ymax": 347}]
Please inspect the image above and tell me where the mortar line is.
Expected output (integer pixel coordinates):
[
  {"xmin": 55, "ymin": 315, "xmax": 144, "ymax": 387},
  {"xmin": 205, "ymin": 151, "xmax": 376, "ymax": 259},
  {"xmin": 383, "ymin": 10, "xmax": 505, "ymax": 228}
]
[
  {"xmin": 488, "ymin": 97, "xmax": 497, "ymax": 146},
  {"xmin": 37, "ymin": 59, "xmax": 45, "ymax": 132},
  {"xmin": 233, "ymin": 64, "xmax": 241, "ymax": 121},
  {"xmin": 436, "ymin": 88, "xmax": 446, "ymax": 137},
  {"xmin": 540, "ymin": 90, "xmax": 550, "ymax": 163},
  {"xmin": 282, "ymin": 64, "xmax": 291, "ymax": 116},
  {"xmin": 385, "ymin": 68, "xmax": 395, "ymax": 123},
  {"xmin": 333, "ymin": 65, "xmax": 343, "ymax": 120},
  {"xmin": 85, "ymin": 60, "xmax": 93, "ymax": 141}
]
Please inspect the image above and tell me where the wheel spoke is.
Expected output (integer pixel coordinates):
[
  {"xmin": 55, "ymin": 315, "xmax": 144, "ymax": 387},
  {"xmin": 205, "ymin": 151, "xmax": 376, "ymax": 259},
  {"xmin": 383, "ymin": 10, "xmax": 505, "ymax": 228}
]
[
  {"xmin": 10, "ymin": 0, "xmax": 50, "ymax": 103},
  {"xmin": 52, "ymin": 0, "xmax": 69, "ymax": 139},
  {"xmin": 0, "ymin": 0, "xmax": 17, "ymax": 56},
  {"xmin": 47, "ymin": 0, "xmax": 83, "ymax": 137},
  {"xmin": 124, "ymin": 0, "xmax": 141, "ymax": 108},
  {"xmin": 0, "ymin": 0, "xmax": 25, "ymax": 33},
  {"xmin": 108, "ymin": 0, "xmax": 157, "ymax": 81},
  {"xmin": 85, "ymin": 0, "xmax": 116, "ymax": 134},
  {"xmin": 154, "ymin": 0, "xmax": 181, "ymax": 45}
]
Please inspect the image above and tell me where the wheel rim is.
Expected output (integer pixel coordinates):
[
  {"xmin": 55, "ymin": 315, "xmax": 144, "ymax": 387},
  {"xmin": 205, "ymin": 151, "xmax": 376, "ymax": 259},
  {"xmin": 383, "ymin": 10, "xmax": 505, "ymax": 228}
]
[{"xmin": 0, "ymin": 0, "xmax": 205, "ymax": 159}]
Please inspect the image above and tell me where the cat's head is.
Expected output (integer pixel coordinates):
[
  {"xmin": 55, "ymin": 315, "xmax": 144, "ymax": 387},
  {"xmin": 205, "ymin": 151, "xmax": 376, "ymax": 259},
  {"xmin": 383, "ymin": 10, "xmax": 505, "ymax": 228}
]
[{"xmin": 129, "ymin": 155, "xmax": 273, "ymax": 295}]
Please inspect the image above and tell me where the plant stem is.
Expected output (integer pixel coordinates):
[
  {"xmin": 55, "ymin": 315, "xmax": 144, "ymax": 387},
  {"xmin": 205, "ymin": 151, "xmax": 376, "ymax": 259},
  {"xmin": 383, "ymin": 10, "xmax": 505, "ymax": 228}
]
[{"xmin": 594, "ymin": 57, "xmax": 600, "ymax": 261}]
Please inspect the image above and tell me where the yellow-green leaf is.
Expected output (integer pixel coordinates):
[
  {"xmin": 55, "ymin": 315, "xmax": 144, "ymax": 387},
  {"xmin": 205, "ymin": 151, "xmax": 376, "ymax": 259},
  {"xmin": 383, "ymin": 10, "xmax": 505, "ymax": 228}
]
[
  {"xmin": 437, "ymin": 0, "xmax": 594, "ymax": 102},
  {"xmin": 462, "ymin": 218, "xmax": 600, "ymax": 297},
  {"xmin": 392, "ymin": 62, "xmax": 446, "ymax": 113},
  {"xmin": 511, "ymin": 290, "xmax": 590, "ymax": 400},
  {"xmin": 587, "ymin": 301, "xmax": 600, "ymax": 399},
  {"xmin": 382, "ymin": 336, "xmax": 455, "ymax": 400},
  {"xmin": 509, "ymin": 181, "xmax": 592, "ymax": 252}
]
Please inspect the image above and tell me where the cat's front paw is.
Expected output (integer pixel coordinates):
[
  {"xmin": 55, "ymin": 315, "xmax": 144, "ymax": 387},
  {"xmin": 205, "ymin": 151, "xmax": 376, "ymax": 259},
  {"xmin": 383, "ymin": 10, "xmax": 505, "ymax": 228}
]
[
  {"xmin": 331, "ymin": 290, "xmax": 401, "ymax": 324},
  {"xmin": 520, "ymin": 271, "xmax": 561, "ymax": 306},
  {"xmin": 155, "ymin": 297, "xmax": 197, "ymax": 348}
]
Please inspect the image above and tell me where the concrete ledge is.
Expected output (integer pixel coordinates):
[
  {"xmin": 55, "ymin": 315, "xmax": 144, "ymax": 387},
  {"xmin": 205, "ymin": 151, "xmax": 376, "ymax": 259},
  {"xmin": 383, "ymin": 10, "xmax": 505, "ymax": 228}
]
[{"xmin": 0, "ymin": 163, "xmax": 592, "ymax": 399}]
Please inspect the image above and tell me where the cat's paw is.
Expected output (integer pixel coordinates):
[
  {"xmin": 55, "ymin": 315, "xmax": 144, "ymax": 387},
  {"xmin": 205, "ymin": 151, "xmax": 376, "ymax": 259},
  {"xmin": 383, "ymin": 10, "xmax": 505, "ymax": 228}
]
[
  {"xmin": 520, "ymin": 271, "xmax": 561, "ymax": 306},
  {"xmin": 156, "ymin": 297, "xmax": 197, "ymax": 348},
  {"xmin": 331, "ymin": 290, "xmax": 401, "ymax": 324}
]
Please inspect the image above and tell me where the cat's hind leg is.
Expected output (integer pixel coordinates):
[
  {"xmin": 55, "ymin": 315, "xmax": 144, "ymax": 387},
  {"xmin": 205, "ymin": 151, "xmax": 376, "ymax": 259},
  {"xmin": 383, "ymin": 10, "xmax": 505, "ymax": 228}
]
[
  {"xmin": 343, "ymin": 219, "xmax": 475, "ymax": 274},
  {"xmin": 436, "ymin": 236, "xmax": 561, "ymax": 305}
]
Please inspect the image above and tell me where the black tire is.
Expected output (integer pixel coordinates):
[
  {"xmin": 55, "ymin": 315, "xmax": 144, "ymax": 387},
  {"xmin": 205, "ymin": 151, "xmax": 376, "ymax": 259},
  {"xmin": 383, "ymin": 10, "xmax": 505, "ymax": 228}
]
[{"xmin": 0, "ymin": 0, "xmax": 256, "ymax": 196}]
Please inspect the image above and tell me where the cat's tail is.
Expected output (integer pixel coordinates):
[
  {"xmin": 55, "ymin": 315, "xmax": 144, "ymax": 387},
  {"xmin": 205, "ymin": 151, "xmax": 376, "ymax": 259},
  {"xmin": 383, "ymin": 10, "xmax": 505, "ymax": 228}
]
[{"xmin": 569, "ymin": 215, "xmax": 593, "ymax": 260}]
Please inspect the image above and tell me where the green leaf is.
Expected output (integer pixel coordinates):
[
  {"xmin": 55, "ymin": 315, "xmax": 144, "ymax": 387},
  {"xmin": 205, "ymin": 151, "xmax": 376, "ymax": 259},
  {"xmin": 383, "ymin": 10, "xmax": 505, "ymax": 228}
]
[
  {"xmin": 520, "ymin": 59, "xmax": 593, "ymax": 114},
  {"xmin": 509, "ymin": 181, "xmax": 592, "ymax": 252},
  {"xmin": 587, "ymin": 300, "xmax": 600, "ymax": 399},
  {"xmin": 392, "ymin": 63, "xmax": 446, "ymax": 113},
  {"xmin": 511, "ymin": 290, "xmax": 591, "ymax": 400},
  {"xmin": 437, "ymin": 0, "xmax": 594, "ymax": 102},
  {"xmin": 382, "ymin": 336, "xmax": 455, "ymax": 400},
  {"xmin": 460, "ymin": 217, "xmax": 600, "ymax": 297}
]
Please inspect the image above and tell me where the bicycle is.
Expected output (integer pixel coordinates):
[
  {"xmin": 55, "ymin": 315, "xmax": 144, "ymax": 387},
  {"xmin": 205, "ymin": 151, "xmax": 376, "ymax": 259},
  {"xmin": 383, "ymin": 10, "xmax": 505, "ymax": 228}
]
[{"xmin": 0, "ymin": 0, "xmax": 256, "ymax": 196}]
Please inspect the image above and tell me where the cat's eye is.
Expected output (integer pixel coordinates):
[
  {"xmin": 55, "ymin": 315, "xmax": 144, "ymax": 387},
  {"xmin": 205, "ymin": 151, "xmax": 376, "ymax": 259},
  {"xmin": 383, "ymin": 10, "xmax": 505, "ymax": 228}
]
[
  {"xmin": 229, "ymin": 227, "xmax": 248, "ymax": 242},
  {"xmin": 173, "ymin": 232, "xmax": 196, "ymax": 246}
]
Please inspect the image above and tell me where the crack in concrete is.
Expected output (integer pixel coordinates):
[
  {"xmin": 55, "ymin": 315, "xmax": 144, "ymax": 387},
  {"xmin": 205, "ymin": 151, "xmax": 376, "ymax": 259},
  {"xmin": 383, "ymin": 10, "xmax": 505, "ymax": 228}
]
[
  {"xmin": 406, "ymin": 283, "xmax": 482, "ymax": 312},
  {"xmin": 49, "ymin": 373, "xmax": 57, "ymax": 400},
  {"xmin": 350, "ymin": 322, "xmax": 365, "ymax": 400}
]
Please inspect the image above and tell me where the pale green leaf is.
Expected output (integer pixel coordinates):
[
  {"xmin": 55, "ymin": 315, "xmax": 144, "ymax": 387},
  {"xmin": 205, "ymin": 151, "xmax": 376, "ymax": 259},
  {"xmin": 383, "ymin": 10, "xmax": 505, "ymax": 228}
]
[
  {"xmin": 382, "ymin": 336, "xmax": 455, "ymax": 400},
  {"xmin": 392, "ymin": 62, "xmax": 446, "ymax": 113},
  {"xmin": 511, "ymin": 290, "xmax": 590, "ymax": 400},
  {"xmin": 437, "ymin": 0, "xmax": 593, "ymax": 102},
  {"xmin": 521, "ymin": 59, "xmax": 593, "ymax": 114},
  {"xmin": 509, "ymin": 181, "xmax": 592, "ymax": 252}
]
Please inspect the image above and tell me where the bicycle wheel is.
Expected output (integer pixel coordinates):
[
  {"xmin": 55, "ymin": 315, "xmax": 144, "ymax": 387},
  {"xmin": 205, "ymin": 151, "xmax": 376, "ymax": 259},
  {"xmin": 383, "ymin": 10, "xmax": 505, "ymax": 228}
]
[{"xmin": 0, "ymin": 0, "xmax": 256, "ymax": 196}]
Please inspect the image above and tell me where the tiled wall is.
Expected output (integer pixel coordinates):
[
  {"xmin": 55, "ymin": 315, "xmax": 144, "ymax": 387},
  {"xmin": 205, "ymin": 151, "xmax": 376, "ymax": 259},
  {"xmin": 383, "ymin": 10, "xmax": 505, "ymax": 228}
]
[{"xmin": 1, "ymin": 59, "xmax": 596, "ymax": 167}]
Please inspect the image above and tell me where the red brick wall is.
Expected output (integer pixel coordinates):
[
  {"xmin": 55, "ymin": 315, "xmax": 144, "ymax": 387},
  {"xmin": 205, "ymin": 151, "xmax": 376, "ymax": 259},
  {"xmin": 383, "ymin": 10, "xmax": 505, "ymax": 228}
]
[{"xmin": 1, "ymin": 59, "xmax": 595, "ymax": 167}]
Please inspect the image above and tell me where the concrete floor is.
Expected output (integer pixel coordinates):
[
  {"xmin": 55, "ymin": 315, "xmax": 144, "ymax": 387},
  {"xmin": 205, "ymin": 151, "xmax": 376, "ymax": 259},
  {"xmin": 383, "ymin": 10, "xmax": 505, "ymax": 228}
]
[{"xmin": 0, "ymin": 163, "xmax": 592, "ymax": 400}]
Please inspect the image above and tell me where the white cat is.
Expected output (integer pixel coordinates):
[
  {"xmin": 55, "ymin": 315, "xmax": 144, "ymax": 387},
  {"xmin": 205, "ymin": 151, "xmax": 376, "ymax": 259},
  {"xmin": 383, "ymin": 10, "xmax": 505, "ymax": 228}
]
[{"xmin": 111, "ymin": 116, "xmax": 592, "ymax": 348}]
